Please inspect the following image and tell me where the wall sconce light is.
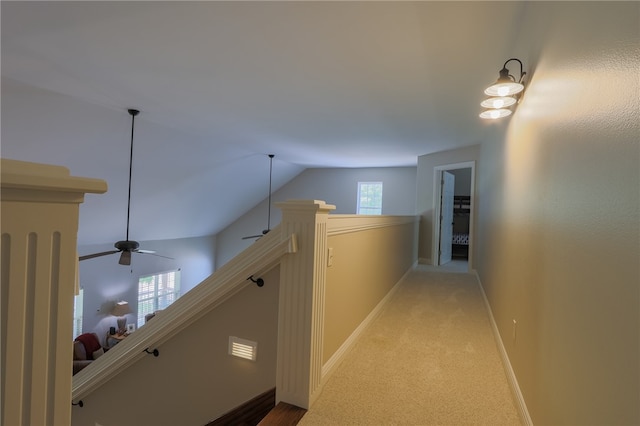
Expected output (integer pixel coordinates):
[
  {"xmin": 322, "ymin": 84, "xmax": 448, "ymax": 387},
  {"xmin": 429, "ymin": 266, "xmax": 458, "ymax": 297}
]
[{"xmin": 480, "ymin": 58, "xmax": 526, "ymax": 119}]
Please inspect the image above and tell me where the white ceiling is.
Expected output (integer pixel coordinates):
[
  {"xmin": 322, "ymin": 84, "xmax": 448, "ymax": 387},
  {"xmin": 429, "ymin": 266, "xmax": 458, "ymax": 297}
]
[{"xmin": 1, "ymin": 1, "xmax": 521, "ymax": 245}]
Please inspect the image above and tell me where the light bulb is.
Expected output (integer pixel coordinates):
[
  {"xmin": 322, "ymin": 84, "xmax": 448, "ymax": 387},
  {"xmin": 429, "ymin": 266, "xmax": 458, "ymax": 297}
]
[
  {"xmin": 484, "ymin": 82, "xmax": 524, "ymax": 97},
  {"xmin": 479, "ymin": 109, "xmax": 512, "ymax": 119},
  {"xmin": 481, "ymin": 97, "xmax": 517, "ymax": 109}
]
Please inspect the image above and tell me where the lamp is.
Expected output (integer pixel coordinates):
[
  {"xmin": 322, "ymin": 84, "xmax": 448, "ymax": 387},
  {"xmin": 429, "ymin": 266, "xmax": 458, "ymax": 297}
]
[
  {"xmin": 111, "ymin": 301, "xmax": 131, "ymax": 317},
  {"xmin": 480, "ymin": 58, "xmax": 526, "ymax": 119},
  {"xmin": 484, "ymin": 58, "xmax": 526, "ymax": 96},
  {"xmin": 111, "ymin": 301, "xmax": 131, "ymax": 333}
]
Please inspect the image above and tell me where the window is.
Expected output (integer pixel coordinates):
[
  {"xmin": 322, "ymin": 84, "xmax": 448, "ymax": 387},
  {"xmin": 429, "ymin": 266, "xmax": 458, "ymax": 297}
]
[
  {"xmin": 73, "ymin": 288, "xmax": 84, "ymax": 338},
  {"xmin": 357, "ymin": 182, "xmax": 383, "ymax": 215},
  {"xmin": 137, "ymin": 270, "xmax": 181, "ymax": 327}
]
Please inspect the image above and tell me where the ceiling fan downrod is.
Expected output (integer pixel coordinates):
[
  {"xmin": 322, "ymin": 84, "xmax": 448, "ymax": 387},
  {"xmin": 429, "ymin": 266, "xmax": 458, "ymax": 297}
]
[
  {"xmin": 78, "ymin": 108, "xmax": 173, "ymax": 265},
  {"xmin": 125, "ymin": 109, "xmax": 139, "ymax": 243},
  {"xmin": 265, "ymin": 154, "xmax": 274, "ymax": 234},
  {"xmin": 241, "ymin": 153, "xmax": 276, "ymax": 240}
]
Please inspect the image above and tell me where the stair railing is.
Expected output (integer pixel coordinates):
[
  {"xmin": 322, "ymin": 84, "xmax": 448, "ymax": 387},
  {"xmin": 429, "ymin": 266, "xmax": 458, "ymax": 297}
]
[{"xmin": 72, "ymin": 225, "xmax": 296, "ymax": 403}]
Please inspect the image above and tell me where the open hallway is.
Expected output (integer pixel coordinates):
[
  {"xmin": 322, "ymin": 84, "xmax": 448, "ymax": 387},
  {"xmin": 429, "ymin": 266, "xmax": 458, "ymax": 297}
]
[{"xmin": 299, "ymin": 265, "xmax": 521, "ymax": 425}]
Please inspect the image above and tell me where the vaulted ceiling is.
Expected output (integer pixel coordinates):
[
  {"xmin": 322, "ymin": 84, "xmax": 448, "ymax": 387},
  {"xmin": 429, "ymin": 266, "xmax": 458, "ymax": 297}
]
[{"xmin": 2, "ymin": 1, "xmax": 521, "ymax": 245}]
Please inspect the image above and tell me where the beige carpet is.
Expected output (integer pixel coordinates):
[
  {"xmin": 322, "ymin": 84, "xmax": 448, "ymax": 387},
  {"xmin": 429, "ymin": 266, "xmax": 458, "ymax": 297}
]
[{"xmin": 299, "ymin": 265, "xmax": 521, "ymax": 426}]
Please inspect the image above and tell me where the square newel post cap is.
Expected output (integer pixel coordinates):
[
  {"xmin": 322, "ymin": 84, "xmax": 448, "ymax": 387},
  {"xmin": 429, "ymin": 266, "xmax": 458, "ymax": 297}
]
[
  {"xmin": 275, "ymin": 199, "xmax": 336, "ymax": 214},
  {"xmin": 1, "ymin": 158, "xmax": 108, "ymax": 200}
]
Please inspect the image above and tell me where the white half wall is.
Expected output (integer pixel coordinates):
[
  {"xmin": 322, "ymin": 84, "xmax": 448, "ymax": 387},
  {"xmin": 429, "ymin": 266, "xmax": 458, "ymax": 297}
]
[{"xmin": 216, "ymin": 166, "xmax": 417, "ymax": 267}]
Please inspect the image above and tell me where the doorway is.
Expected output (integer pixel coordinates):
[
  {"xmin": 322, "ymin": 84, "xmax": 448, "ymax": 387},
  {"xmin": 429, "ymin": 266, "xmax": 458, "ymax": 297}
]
[{"xmin": 433, "ymin": 162, "xmax": 475, "ymax": 270}]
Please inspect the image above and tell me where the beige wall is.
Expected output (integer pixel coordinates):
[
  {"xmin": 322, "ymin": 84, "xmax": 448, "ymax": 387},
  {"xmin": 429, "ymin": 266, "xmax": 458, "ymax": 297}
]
[
  {"xmin": 71, "ymin": 267, "xmax": 280, "ymax": 426},
  {"xmin": 323, "ymin": 220, "xmax": 417, "ymax": 363},
  {"xmin": 475, "ymin": 2, "xmax": 639, "ymax": 424},
  {"xmin": 416, "ymin": 144, "xmax": 480, "ymax": 264}
]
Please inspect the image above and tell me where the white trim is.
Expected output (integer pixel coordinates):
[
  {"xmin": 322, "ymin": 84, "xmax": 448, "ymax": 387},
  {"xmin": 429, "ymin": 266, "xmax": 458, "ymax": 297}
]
[
  {"xmin": 1, "ymin": 159, "xmax": 107, "ymax": 426},
  {"xmin": 473, "ymin": 270, "xmax": 533, "ymax": 426},
  {"xmin": 321, "ymin": 262, "xmax": 416, "ymax": 382},
  {"xmin": 275, "ymin": 199, "xmax": 335, "ymax": 409}
]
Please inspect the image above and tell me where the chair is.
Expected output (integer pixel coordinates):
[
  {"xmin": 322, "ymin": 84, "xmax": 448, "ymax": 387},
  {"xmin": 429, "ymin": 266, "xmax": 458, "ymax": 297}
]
[{"xmin": 73, "ymin": 332, "xmax": 104, "ymax": 375}]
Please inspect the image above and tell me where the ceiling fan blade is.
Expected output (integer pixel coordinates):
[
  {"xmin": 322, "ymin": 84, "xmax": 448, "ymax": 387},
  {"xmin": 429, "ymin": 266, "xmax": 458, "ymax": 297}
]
[
  {"xmin": 79, "ymin": 250, "xmax": 119, "ymax": 261},
  {"xmin": 242, "ymin": 234, "xmax": 263, "ymax": 240},
  {"xmin": 137, "ymin": 251, "xmax": 174, "ymax": 260},
  {"xmin": 242, "ymin": 228, "xmax": 270, "ymax": 240},
  {"xmin": 119, "ymin": 251, "xmax": 132, "ymax": 265}
]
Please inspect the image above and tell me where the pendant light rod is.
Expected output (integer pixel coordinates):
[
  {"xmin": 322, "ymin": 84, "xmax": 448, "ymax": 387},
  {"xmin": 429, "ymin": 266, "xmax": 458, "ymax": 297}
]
[{"xmin": 126, "ymin": 109, "xmax": 139, "ymax": 241}]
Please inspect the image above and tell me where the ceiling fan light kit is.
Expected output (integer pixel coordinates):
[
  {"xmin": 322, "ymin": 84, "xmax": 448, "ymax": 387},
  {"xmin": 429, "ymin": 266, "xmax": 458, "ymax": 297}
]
[
  {"xmin": 79, "ymin": 109, "xmax": 172, "ymax": 265},
  {"xmin": 480, "ymin": 58, "xmax": 526, "ymax": 120}
]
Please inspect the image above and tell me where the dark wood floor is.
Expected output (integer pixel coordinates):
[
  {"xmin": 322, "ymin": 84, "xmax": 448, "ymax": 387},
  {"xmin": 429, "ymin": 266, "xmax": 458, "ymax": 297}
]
[
  {"xmin": 206, "ymin": 388, "xmax": 307, "ymax": 426},
  {"xmin": 258, "ymin": 402, "xmax": 307, "ymax": 426}
]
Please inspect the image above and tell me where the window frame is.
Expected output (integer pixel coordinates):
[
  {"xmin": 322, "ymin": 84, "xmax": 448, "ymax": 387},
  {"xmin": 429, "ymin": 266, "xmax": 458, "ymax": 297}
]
[
  {"xmin": 73, "ymin": 288, "xmax": 84, "ymax": 338},
  {"xmin": 357, "ymin": 181, "xmax": 383, "ymax": 215},
  {"xmin": 137, "ymin": 269, "xmax": 181, "ymax": 327}
]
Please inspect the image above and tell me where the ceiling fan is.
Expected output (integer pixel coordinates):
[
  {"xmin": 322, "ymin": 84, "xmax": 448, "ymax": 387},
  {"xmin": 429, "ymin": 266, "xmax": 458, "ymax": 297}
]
[
  {"xmin": 242, "ymin": 154, "xmax": 275, "ymax": 240},
  {"xmin": 79, "ymin": 109, "xmax": 172, "ymax": 265}
]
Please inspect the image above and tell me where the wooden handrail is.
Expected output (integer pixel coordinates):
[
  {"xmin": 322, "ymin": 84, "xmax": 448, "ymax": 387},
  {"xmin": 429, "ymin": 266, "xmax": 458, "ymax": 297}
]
[
  {"xmin": 72, "ymin": 226, "xmax": 297, "ymax": 402},
  {"xmin": 327, "ymin": 214, "xmax": 417, "ymax": 236}
]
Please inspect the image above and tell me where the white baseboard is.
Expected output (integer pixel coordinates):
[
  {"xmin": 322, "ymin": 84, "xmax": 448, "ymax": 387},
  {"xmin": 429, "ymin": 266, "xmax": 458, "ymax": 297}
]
[
  {"xmin": 321, "ymin": 266, "xmax": 412, "ymax": 380},
  {"xmin": 473, "ymin": 269, "xmax": 533, "ymax": 426}
]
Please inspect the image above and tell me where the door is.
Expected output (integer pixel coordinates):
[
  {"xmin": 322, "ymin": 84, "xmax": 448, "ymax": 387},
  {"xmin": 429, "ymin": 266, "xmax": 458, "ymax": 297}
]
[{"xmin": 438, "ymin": 171, "xmax": 455, "ymax": 265}]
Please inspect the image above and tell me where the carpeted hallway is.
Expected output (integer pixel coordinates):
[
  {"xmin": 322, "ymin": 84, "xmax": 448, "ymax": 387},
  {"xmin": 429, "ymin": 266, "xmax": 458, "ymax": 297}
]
[{"xmin": 299, "ymin": 264, "xmax": 521, "ymax": 425}]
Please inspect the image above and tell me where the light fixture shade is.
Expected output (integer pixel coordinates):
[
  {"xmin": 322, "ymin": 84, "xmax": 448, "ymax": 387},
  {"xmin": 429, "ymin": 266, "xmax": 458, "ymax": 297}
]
[
  {"xmin": 484, "ymin": 81, "xmax": 524, "ymax": 97},
  {"xmin": 481, "ymin": 96, "xmax": 517, "ymax": 109},
  {"xmin": 479, "ymin": 109, "xmax": 512, "ymax": 119},
  {"xmin": 111, "ymin": 301, "xmax": 131, "ymax": 316}
]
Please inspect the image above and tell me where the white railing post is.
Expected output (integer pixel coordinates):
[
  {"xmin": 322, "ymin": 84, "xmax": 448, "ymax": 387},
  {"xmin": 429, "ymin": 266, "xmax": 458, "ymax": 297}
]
[
  {"xmin": 1, "ymin": 159, "xmax": 106, "ymax": 426},
  {"xmin": 275, "ymin": 200, "xmax": 335, "ymax": 409}
]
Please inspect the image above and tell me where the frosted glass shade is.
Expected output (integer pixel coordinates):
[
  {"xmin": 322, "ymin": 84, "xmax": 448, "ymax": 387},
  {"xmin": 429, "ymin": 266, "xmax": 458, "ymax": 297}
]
[
  {"xmin": 481, "ymin": 96, "xmax": 517, "ymax": 109},
  {"xmin": 479, "ymin": 109, "xmax": 512, "ymax": 119},
  {"xmin": 484, "ymin": 81, "xmax": 524, "ymax": 97}
]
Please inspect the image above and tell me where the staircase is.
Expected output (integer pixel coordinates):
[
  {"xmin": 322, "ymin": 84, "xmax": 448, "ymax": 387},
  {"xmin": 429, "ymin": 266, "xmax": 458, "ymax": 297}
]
[
  {"xmin": 70, "ymin": 201, "xmax": 417, "ymax": 426},
  {"xmin": 205, "ymin": 388, "xmax": 307, "ymax": 426}
]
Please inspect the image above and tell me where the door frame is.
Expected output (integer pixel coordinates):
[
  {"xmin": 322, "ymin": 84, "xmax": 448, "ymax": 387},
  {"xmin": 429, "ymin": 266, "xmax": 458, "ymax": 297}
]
[
  {"xmin": 438, "ymin": 170, "xmax": 455, "ymax": 265},
  {"xmin": 432, "ymin": 161, "xmax": 476, "ymax": 268}
]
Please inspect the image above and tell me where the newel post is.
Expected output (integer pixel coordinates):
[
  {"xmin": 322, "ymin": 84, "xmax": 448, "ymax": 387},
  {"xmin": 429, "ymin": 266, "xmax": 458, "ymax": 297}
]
[
  {"xmin": 275, "ymin": 199, "xmax": 336, "ymax": 409},
  {"xmin": 1, "ymin": 159, "xmax": 106, "ymax": 426}
]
